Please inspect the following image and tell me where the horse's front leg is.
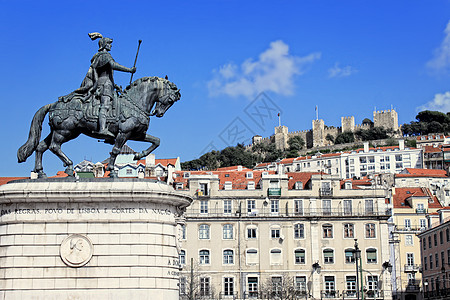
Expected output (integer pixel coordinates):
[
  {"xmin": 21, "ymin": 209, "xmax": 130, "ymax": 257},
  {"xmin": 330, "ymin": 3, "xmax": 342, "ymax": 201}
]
[
  {"xmin": 132, "ymin": 134, "xmax": 160, "ymax": 161},
  {"xmin": 107, "ymin": 131, "xmax": 131, "ymax": 178}
]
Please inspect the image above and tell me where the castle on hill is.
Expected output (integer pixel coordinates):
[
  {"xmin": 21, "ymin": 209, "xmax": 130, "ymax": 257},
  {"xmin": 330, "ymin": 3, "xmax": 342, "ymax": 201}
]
[{"xmin": 252, "ymin": 108, "xmax": 400, "ymax": 150}]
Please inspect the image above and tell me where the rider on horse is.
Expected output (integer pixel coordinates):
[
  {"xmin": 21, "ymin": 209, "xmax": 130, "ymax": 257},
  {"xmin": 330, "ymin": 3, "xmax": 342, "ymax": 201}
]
[{"xmin": 80, "ymin": 32, "xmax": 136, "ymax": 138}]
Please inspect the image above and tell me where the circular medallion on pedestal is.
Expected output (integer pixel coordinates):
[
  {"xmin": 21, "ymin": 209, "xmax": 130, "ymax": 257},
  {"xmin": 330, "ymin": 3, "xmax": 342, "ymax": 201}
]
[{"xmin": 60, "ymin": 234, "xmax": 93, "ymax": 267}]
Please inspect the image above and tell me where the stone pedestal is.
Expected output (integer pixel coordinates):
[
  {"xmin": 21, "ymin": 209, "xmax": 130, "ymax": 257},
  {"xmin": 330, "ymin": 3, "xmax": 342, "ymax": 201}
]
[{"xmin": 0, "ymin": 178, "xmax": 192, "ymax": 300}]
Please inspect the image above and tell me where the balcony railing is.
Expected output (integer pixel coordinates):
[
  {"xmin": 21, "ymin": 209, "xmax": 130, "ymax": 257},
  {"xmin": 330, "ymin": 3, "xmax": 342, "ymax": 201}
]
[
  {"xmin": 268, "ymin": 188, "xmax": 281, "ymax": 197},
  {"xmin": 404, "ymin": 264, "xmax": 421, "ymax": 272},
  {"xmin": 416, "ymin": 208, "xmax": 427, "ymax": 214},
  {"xmin": 319, "ymin": 188, "xmax": 333, "ymax": 196},
  {"xmin": 393, "ymin": 225, "xmax": 426, "ymax": 233},
  {"xmin": 321, "ymin": 290, "xmax": 339, "ymax": 299},
  {"xmin": 184, "ymin": 207, "xmax": 388, "ymax": 218}
]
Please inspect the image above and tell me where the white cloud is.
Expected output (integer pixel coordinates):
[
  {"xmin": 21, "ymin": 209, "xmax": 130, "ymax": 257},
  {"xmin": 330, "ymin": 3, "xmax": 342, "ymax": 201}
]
[
  {"xmin": 208, "ymin": 40, "xmax": 321, "ymax": 98},
  {"xmin": 417, "ymin": 91, "xmax": 450, "ymax": 112},
  {"xmin": 328, "ymin": 62, "xmax": 357, "ymax": 78},
  {"xmin": 426, "ymin": 20, "xmax": 450, "ymax": 73}
]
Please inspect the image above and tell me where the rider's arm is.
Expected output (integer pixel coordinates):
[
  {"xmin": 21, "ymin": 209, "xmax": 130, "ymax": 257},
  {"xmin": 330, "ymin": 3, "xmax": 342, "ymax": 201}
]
[{"xmin": 110, "ymin": 61, "xmax": 136, "ymax": 73}]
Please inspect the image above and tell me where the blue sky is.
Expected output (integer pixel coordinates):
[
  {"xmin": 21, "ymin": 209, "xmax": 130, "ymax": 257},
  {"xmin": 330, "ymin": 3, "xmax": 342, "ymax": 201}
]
[{"xmin": 2, "ymin": 1, "xmax": 450, "ymax": 176}]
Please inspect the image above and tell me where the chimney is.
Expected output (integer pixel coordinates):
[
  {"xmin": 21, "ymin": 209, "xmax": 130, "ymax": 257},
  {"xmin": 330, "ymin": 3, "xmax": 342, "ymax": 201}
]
[
  {"xmin": 364, "ymin": 141, "xmax": 369, "ymax": 153},
  {"xmin": 399, "ymin": 139, "xmax": 405, "ymax": 150},
  {"xmin": 146, "ymin": 154, "xmax": 155, "ymax": 166}
]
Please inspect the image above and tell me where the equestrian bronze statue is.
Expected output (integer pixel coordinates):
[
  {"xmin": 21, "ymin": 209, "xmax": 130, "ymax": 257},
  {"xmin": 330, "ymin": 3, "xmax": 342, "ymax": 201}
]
[{"xmin": 17, "ymin": 33, "xmax": 180, "ymax": 178}]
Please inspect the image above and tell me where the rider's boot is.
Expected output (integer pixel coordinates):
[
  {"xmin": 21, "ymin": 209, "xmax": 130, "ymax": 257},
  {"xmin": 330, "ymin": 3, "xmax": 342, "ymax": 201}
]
[{"xmin": 97, "ymin": 107, "xmax": 115, "ymax": 138}]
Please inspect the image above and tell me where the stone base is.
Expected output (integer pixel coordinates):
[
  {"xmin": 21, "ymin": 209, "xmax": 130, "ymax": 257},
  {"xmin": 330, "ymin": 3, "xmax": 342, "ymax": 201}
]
[{"xmin": 0, "ymin": 178, "xmax": 192, "ymax": 300}]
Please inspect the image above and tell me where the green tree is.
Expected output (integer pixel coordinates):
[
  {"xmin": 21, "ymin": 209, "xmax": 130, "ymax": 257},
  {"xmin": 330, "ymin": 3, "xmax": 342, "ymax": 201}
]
[
  {"xmin": 325, "ymin": 134, "xmax": 335, "ymax": 143},
  {"xmin": 334, "ymin": 131, "xmax": 355, "ymax": 144}
]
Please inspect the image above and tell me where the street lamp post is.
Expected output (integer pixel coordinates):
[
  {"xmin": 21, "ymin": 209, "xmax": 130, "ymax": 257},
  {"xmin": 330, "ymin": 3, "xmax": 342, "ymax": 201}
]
[{"xmin": 354, "ymin": 239, "xmax": 364, "ymax": 300}]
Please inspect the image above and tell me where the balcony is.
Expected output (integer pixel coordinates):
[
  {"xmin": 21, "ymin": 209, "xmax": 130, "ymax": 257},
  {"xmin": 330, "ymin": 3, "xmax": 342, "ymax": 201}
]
[
  {"xmin": 393, "ymin": 225, "xmax": 426, "ymax": 233},
  {"xmin": 268, "ymin": 188, "xmax": 281, "ymax": 197},
  {"xmin": 404, "ymin": 264, "xmax": 421, "ymax": 272},
  {"xmin": 321, "ymin": 290, "xmax": 339, "ymax": 299},
  {"xmin": 184, "ymin": 207, "xmax": 388, "ymax": 218},
  {"xmin": 405, "ymin": 280, "xmax": 421, "ymax": 292},
  {"xmin": 416, "ymin": 208, "xmax": 427, "ymax": 214},
  {"xmin": 319, "ymin": 188, "xmax": 333, "ymax": 196}
]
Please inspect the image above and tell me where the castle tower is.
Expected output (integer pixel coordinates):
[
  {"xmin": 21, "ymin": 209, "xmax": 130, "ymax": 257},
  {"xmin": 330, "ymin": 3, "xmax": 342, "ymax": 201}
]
[
  {"xmin": 252, "ymin": 135, "xmax": 262, "ymax": 145},
  {"xmin": 274, "ymin": 125, "xmax": 289, "ymax": 150},
  {"xmin": 341, "ymin": 116, "xmax": 355, "ymax": 133},
  {"xmin": 373, "ymin": 109, "xmax": 399, "ymax": 132},
  {"xmin": 312, "ymin": 119, "xmax": 325, "ymax": 148}
]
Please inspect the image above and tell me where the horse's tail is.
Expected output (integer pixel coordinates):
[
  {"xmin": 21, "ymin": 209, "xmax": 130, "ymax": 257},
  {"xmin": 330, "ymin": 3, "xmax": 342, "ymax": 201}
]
[{"xmin": 17, "ymin": 103, "xmax": 52, "ymax": 163}]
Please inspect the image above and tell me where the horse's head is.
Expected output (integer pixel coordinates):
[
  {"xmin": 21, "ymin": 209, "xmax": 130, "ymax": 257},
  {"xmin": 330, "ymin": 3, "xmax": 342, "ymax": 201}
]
[{"xmin": 151, "ymin": 80, "xmax": 181, "ymax": 118}]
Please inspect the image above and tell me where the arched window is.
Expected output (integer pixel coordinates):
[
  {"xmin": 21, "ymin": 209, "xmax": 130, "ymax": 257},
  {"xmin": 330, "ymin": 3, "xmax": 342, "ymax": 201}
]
[
  {"xmin": 179, "ymin": 250, "xmax": 186, "ymax": 265},
  {"xmin": 366, "ymin": 248, "xmax": 377, "ymax": 263},
  {"xmin": 345, "ymin": 249, "xmax": 355, "ymax": 263},
  {"xmin": 223, "ymin": 249, "xmax": 234, "ymax": 264},
  {"xmin": 199, "ymin": 250, "xmax": 210, "ymax": 264},
  {"xmin": 323, "ymin": 249, "xmax": 334, "ymax": 264},
  {"xmin": 270, "ymin": 248, "xmax": 282, "ymax": 265},
  {"xmin": 294, "ymin": 249, "xmax": 306, "ymax": 264}
]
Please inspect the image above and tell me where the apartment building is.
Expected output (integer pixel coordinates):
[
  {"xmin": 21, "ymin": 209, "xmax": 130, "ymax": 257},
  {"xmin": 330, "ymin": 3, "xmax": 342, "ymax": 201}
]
[
  {"xmin": 390, "ymin": 188, "xmax": 443, "ymax": 300},
  {"xmin": 175, "ymin": 170, "xmax": 392, "ymax": 299},
  {"xmin": 418, "ymin": 207, "xmax": 450, "ymax": 299}
]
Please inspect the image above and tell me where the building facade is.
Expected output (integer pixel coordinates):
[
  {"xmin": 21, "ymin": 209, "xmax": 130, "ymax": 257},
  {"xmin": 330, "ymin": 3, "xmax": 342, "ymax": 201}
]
[{"xmin": 175, "ymin": 171, "xmax": 392, "ymax": 299}]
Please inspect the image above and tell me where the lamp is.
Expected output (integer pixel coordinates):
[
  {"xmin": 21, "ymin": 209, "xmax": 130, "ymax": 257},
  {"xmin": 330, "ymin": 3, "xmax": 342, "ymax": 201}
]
[
  {"xmin": 312, "ymin": 262, "xmax": 321, "ymax": 274},
  {"xmin": 382, "ymin": 261, "xmax": 393, "ymax": 273}
]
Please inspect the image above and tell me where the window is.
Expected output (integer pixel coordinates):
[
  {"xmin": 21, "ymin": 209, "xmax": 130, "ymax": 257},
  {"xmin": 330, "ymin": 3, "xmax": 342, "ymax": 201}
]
[
  {"xmin": 367, "ymin": 276, "xmax": 378, "ymax": 296},
  {"xmin": 247, "ymin": 181, "xmax": 255, "ymax": 190},
  {"xmin": 346, "ymin": 276, "xmax": 357, "ymax": 297},
  {"xmin": 436, "ymin": 253, "xmax": 439, "ymax": 268},
  {"xmin": 271, "ymin": 200, "xmax": 279, "ymax": 214},
  {"xmin": 223, "ymin": 224, "xmax": 233, "ymax": 239},
  {"xmin": 405, "ymin": 219, "xmax": 411, "ymax": 229},
  {"xmin": 272, "ymin": 277, "xmax": 282, "ymax": 296},
  {"xmin": 447, "ymin": 228, "xmax": 450, "ymax": 242},
  {"xmin": 199, "ymin": 224, "xmax": 210, "ymax": 239},
  {"xmin": 366, "ymin": 223, "xmax": 376, "ymax": 238},
  {"xmin": 180, "ymin": 277, "xmax": 186, "ymax": 295},
  {"xmin": 246, "ymin": 172, "xmax": 253, "ymax": 179},
  {"xmin": 246, "ymin": 249, "xmax": 258, "ymax": 265},
  {"xmin": 344, "ymin": 223, "xmax": 354, "ymax": 238},
  {"xmin": 366, "ymin": 248, "xmax": 377, "ymax": 263},
  {"xmin": 420, "ymin": 219, "xmax": 427, "ymax": 229},
  {"xmin": 424, "ymin": 256, "xmax": 428, "ymax": 271},
  {"xmin": 223, "ymin": 200, "xmax": 232, "ymax": 214},
  {"xmin": 435, "ymin": 233, "xmax": 438, "ymax": 246},
  {"xmin": 294, "ymin": 199, "xmax": 303, "ymax": 215},
  {"xmin": 295, "ymin": 249, "xmax": 306, "ymax": 264},
  {"xmin": 345, "ymin": 249, "xmax": 355, "ymax": 263},
  {"xmin": 247, "ymin": 200, "xmax": 256, "ymax": 213},
  {"xmin": 223, "ymin": 249, "xmax": 234, "ymax": 264},
  {"xmin": 294, "ymin": 181, "xmax": 303, "ymax": 190},
  {"xmin": 270, "ymin": 249, "xmax": 282, "ymax": 265},
  {"xmin": 295, "ymin": 276, "xmax": 307, "ymax": 293},
  {"xmin": 294, "ymin": 223, "xmax": 305, "ymax": 239},
  {"xmin": 324, "ymin": 276, "xmax": 336, "ymax": 297},
  {"xmin": 430, "ymin": 254, "xmax": 433, "ymax": 269},
  {"xmin": 126, "ymin": 169, "xmax": 133, "ymax": 175},
  {"xmin": 248, "ymin": 277, "xmax": 258, "ymax": 297},
  {"xmin": 322, "ymin": 199, "xmax": 331, "ymax": 215},
  {"xmin": 323, "ymin": 249, "xmax": 334, "ymax": 264},
  {"xmin": 199, "ymin": 183, "xmax": 209, "ymax": 196},
  {"xmin": 365, "ymin": 199, "xmax": 374, "ymax": 214},
  {"xmin": 200, "ymin": 200, "xmax": 208, "ymax": 214},
  {"xmin": 224, "ymin": 277, "xmax": 234, "ymax": 296},
  {"xmin": 224, "ymin": 181, "xmax": 232, "ymax": 190},
  {"xmin": 199, "ymin": 250, "xmax": 210, "ymax": 264},
  {"xmin": 247, "ymin": 227, "xmax": 257, "ymax": 239},
  {"xmin": 407, "ymin": 253, "xmax": 414, "ymax": 266},
  {"xmin": 429, "ymin": 236, "xmax": 432, "ymax": 248},
  {"xmin": 200, "ymin": 277, "xmax": 210, "ymax": 296},
  {"xmin": 447, "ymin": 249, "xmax": 450, "ymax": 265},
  {"xmin": 405, "ymin": 235, "xmax": 413, "ymax": 246},
  {"xmin": 179, "ymin": 250, "xmax": 186, "ymax": 265},
  {"xmin": 182, "ymin": 224, "xmax": 186, "ymax": 239},
  {"xmin": 344, "ymin": 199, "xmax": 352, "ymax": 215},
  {"xmin": 323, "ymin": 224, "xmax": 333, "ymax": 238},
  {"xmin": 271, "ymin": 227, "xmax": 281, "ymax": 239},
  {"xmin": 440, "ymin": 231, "xmax": 444, "ymax": 244}
]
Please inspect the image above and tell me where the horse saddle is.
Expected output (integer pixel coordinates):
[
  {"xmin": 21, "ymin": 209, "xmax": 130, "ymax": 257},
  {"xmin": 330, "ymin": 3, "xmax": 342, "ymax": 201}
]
[{"xmin": 54, "ymin": 92, "xmax": 119, "ymax": 123}]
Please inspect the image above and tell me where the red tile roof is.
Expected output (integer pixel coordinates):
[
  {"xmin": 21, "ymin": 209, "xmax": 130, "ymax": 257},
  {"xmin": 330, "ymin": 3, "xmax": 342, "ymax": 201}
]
[
  {"xmin": 424, "ymin": 145, "xmax": 442, "ymax": 153},
  {"xmin": 400, "ymin": 168, "xmax": 447, "ymax": 177},
  {"xmin": 393, "ymin": 187, "xmax": 442, "ymax": 209},
  {"xmin": 0, "ymin": 177, "xmax": 28, "ymax": 186},
  {"xmin": 287, "ymin": 172, "xmax": 319, "ymax": 189}
]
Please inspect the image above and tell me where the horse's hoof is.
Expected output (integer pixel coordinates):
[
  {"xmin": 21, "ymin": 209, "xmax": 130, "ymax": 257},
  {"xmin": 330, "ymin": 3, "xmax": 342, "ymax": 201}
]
[
  {"xmin": 37, "ymin": 171, "xmax": 47, "ymax": 179},
  {"xmin": 65, "ymin": 167, "xmax": 74, "ymax": 177}
]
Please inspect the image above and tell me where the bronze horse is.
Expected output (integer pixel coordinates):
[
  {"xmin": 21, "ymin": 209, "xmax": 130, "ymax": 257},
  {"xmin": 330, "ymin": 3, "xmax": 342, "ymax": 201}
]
[{"xmin": 18, "ymin": 76, "xmax": 180, "ymax": 178}]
